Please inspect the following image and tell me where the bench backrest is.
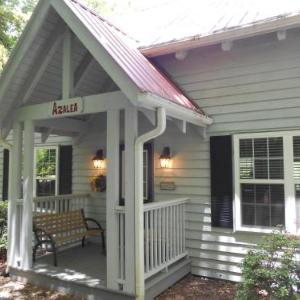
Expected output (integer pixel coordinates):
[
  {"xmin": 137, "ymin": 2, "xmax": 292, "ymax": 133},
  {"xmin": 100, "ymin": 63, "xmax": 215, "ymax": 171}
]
[{"xmin": 33, "ymin": 209, "xmax": 86, "ymax": 236}]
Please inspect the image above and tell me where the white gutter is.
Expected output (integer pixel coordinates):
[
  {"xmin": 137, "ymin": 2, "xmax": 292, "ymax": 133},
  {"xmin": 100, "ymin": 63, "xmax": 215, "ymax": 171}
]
[
  {"xmin": 134, "ymin": 107, "xmax": 167, "ymax": 300},
  {"xmin": 138, "ymin": 93, "xmax": 213, "ymax": 127}
]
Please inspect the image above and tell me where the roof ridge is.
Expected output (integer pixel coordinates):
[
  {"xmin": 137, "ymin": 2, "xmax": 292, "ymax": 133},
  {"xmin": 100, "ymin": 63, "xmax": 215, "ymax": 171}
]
[{"xmin": 69, "ymin": 0, "xmax": 138, "ymax": 42}]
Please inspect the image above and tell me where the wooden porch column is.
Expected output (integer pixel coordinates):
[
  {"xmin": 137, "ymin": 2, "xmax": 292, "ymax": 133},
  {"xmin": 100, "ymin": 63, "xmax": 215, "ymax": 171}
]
[
  {"xmin": 20, "ymin": 120, "xmax": 34, "ymax": 270},
  {"xmin": 7, "ymin": 122, "xmax": 23, "ymax": 268},
  {"xmin": 106, "ymin": 110, "xmax": 120, "ymax": 289},
  {"xmin": 124, "ymin": 107, "xmax": 138, "ymax": 293}
]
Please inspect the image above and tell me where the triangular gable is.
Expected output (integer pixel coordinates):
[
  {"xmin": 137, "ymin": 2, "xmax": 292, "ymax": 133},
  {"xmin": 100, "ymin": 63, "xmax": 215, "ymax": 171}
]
[{"xmin": 0, "ymin": 0, "xmax": 212, "ymax": 133}]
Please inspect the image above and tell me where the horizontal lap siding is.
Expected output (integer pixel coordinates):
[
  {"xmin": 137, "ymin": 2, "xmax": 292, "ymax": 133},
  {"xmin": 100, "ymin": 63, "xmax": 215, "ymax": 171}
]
[
  {"xmin": 72, "ymin": 132, "xmax": 107, "ymax": 229},
  {"xmin": 154, "ymin": 32, "xmax": 300, "ymax": 281}
]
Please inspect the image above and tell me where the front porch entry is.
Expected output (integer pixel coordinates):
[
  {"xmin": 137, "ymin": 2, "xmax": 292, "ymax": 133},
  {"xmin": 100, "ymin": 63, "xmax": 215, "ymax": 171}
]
[{"xmin": 7, "ymin": 95, "xmax": 192, "ymax": 299}]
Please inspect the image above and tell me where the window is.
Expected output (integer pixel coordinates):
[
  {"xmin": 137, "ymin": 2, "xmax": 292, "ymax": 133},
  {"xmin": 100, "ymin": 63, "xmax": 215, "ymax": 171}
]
[
  {"xmin": 34, "ymin": 147, "xmax": 58, "ymax": 197},
  {"xmin": 120, "ymin": 143, "xmax": 153, "ymax": 205},
  {"xmin": 234, "ymin": 132, "xmax": 299, "ymax": 233}
]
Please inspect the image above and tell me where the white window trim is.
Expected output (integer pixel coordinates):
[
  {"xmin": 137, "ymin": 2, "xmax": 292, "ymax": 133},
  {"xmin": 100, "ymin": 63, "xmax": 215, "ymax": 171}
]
[
  {"xmin": 33, "ymin": 146, "xmax": 59, "ymax": 197},
  {"xmin": 233, "ymin": 130, "xmax": 299, "ymax": 234}
]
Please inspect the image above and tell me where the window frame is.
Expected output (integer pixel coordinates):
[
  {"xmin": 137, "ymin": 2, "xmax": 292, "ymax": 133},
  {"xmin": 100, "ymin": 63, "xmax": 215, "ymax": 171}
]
[
  {"xmin": 119, "ymin": 142, "xmax": 154, "ymax": 205},
  {"xmin": 233, "ymin": 131, "xmax": 297, "ymax": 234},
  {"xmin": 33, "ymin": 146, "xmax": 59, "ymax": 197}
]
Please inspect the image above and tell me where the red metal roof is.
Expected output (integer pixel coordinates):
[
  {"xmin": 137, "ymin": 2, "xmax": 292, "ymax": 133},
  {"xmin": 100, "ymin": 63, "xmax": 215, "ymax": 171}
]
[{"xmin": 65, "ymin": 0, "xmax": 203, "ymax": 114}]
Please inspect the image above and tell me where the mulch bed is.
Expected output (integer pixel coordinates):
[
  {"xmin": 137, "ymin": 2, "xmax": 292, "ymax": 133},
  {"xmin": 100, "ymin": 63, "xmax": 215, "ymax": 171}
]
[{"xmin": 156, "ymin": 274, "xmax": 237, "ymax": 300}]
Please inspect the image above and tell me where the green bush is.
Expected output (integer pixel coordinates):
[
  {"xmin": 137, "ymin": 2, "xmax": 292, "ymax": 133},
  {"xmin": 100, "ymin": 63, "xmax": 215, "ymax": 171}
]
[
  {"xmin": 236, "ymin": 228, "xmax": 300, "ymax": 300},
  {"xmin": 0, "ymin": 201, "xmax": 8, "ymax": 258}
]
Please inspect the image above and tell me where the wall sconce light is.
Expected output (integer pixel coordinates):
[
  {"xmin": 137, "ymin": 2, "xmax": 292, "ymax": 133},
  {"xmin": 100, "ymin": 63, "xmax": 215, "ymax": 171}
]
[
  {"xmin": 92, "ymin": 149, "xmax": 105, "ymax": 169},
  {"xmin": 160, "ymin": 147, "xmax": 171, "ymax": 168}
]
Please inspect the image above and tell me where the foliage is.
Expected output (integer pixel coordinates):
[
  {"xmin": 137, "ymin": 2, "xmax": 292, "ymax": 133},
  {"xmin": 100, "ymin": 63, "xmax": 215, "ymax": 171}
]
[
  {"xmin": 0, "ymin": 201, "xmax": 8, "ymax": 255},
  {"xmin": 0, "ymin": 0, "xmax": 38, "ymax": 73},
  {"xmin": 236, "ymin": 228, "xmax": 300, "ymax": 300},
  {"xmin": 36, "ymin": 148, "xmax": 56, "ymax": 178},
  {"xmin": 0, "ymin": 201, "xmax": 7, "ymax": 221}
]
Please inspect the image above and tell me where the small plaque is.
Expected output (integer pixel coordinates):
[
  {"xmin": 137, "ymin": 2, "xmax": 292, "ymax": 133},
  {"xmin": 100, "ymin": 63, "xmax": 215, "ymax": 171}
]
[{"xmin": 160, "ymin": 181, "xmax": 176, "ymax": 191}]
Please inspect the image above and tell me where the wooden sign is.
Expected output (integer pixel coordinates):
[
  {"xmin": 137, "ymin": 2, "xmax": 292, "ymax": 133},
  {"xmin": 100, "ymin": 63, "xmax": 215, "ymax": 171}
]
[{"xmin": 50, "ymin": 98, "xmax": 84, "ymax": 117}]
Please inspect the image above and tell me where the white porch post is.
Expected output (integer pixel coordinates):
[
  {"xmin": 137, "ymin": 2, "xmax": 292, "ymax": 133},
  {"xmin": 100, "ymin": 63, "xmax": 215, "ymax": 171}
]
[
  {"xmin": 106, "ymin": 109, "xmax": 120, "ymax": 289},
  {"xmin": 7, "ymin": 122, "xmax": 23, "ymax": 268},
  {"xmin": 20, "ymin": 120, "xmax": 34, "ymax": 270},
  {"xmin": 124, "ymin": 107, "xmax": 137, "ymax": 293}
]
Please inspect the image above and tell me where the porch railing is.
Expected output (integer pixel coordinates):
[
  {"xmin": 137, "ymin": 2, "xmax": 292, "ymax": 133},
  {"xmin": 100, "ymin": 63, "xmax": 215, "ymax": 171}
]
[
  {"xmin": 33, "ymin": 194, "xmax": 90, "ymax": 214},
  {"xmin": 144, "ymin": 198, "xmax": 188, "ymax": 279},
  {"xmin": 115, "ymin": 198, "xmax": 188, "ymax": 285}
]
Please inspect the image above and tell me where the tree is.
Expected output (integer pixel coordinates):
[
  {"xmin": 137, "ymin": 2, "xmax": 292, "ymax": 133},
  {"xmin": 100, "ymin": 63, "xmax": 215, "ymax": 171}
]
[{"xmin": 0, "ymin": 0, "xmax": 38, "ymax": 73}]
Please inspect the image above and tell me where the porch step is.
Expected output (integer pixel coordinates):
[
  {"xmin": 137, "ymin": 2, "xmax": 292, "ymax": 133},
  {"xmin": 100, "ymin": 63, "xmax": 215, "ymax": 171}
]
[
  {"xmin": 10, "ymin": 267, "xmax": 135, "ymax": 300},
  {"xmin": 145, "ymin": 257, "xmax": 191, "ymax": 300}
]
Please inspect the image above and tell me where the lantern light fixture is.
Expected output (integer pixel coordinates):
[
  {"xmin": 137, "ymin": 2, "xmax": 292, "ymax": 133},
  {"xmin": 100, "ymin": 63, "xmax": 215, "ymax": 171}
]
[
  {"xmin": 92, "ymin": 149, "xmax": 105, "ymax": 169},
  {"xmin": 160, "ymin": 146, "xmax": 171, "ymax": 168}
]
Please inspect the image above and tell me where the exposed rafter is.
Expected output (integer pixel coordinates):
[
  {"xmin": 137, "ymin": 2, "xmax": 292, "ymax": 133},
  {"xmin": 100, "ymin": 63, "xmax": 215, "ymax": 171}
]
[
  {"xmin": 20, "ymin": 22, "xmax": 64, "ymax": 105},
  {"xmin": 62, "ymin": 28, "xmax": 74, "ymax": 99},
  {"xmin": 74, "ymin": 52, "xmax": 93, "ymax": 92}
]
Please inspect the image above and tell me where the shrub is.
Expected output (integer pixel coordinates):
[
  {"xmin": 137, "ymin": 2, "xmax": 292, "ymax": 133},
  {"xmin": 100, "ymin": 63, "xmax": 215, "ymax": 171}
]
[
  {"xmin": 236, "ymin": 228, "xmax": 300, "ymax": 300},
  {"xmin": 0, "ymin": 201, "xmax": 7, "ymax": 222},
  {"xmin": 0, "ymin": 201, "xmax": 8, "ymax": 259}
]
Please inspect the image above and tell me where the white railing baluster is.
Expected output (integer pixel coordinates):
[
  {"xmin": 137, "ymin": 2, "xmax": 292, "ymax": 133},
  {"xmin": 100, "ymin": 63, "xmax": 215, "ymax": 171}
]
[
  {"xmin": 33, "ymin": 194, "xmax": 90, "ymax": 215},
  {"xmin": 143, "ymin": 198, "xmax": 188, "ymax": 279},
  {"xmin": 145, "ymin": 211, "xmax": 149, "ymax": 273},
  {"xmin": 150, "ymin": 210, "xmax": 154, "ymax": 271}
]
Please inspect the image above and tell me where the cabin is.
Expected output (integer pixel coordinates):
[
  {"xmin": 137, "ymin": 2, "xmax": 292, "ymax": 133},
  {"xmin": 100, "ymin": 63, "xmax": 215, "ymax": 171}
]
[{"xmin": 1, "ymin": 0, "xmax": 300, "ymax": 299}]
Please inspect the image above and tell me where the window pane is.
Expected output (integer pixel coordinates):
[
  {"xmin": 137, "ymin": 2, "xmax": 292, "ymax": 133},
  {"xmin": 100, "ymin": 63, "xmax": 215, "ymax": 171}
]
[
  {"xmin": 241, "ymin": 184, "xmax": 254, "ymax": 203},
  {"xmin": 35, "ymin": 148, "xmax": 57, "ymax": 197},
  {"xmin": 240, "ymin": 158, "xmax": 253, "ymax": 179},
  {"xmin": 271, "ymin": 206, "xmax": 285, "ymax": 227},
  {"xmin": 256, "ymin": 205, "xmax": 270, "ymax": 227},
  {"xmin": 270, "ymin": 185, "xmax": 284, "ymax": 205},
  {"xmin": 240, "ymin": 139, "xmax": 253, "ymax": 158},
  {"xmin": 241, "ymin": 184, "xmax": 284, "ymax": 227},
  {"xmin": 269, "ymin": 138, "xmax": 283, "ymax": 157},
  {"xmin": 242, "ymin": 204, "xmax": 254, "ymax": 226},
  {"xmin": 254, "ymin": 138, "xmax": 267, "ymax": 157},
  {"xmin": 293, "ymin": 137, "xmax": 300, "ymax": 158},
  {"xmin": 269, "ymin": 159, "xmax": 284, "ymax": 179},
  {"xmin": 254, "ymin": 159, "xmax": 268, "ymax": 179},
  {"xmin": 36, "ymin": 179, "xmax": 56, "ymax": 197},
  {"xmin": 256, "ymin": 184, "xmax": 270, "ymax": 204}
]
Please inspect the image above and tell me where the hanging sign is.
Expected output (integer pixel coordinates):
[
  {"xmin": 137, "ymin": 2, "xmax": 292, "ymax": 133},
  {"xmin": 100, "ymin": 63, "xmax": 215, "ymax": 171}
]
[{"xmin": 49, "ymin": 98, "xmax": 84, "ymax": 117}]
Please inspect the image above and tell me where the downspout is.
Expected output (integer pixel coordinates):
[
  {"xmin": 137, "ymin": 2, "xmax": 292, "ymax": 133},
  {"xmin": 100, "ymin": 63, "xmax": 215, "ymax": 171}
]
[
  {"xmin": 0, "ymin": 131, "xmax": 13, "ymax": 274},
  {"xmin": 134, "ymin": 107, "xmax": 166, "ymax": 300}
]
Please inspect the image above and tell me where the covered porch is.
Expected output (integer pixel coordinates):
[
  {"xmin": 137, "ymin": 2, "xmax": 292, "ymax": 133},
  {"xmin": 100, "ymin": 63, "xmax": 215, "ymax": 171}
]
[{"xmin": 0, "ymin": 1, "xmax": 212, "ymax": 299}]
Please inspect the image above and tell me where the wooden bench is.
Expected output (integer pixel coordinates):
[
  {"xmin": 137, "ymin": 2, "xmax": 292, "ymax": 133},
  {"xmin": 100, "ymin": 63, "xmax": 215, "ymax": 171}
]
[{"xmin": 33, "ymin": 209, "xmax": 105, "ymax": 266}]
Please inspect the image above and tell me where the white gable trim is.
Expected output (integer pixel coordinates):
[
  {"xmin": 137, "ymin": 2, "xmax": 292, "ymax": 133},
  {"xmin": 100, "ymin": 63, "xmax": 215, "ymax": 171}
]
[{"xmin": 51, "ymin": 0, "xmax": 140, "ymax": 104}]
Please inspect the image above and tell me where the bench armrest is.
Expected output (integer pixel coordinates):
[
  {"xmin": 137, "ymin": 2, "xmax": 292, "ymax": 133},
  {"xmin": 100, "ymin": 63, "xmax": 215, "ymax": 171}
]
[
  {"xmin": 84, "ymin": 217, "xmax": 104, "ymax": 232},
  {"xmin": 33, "ymin": 227, "xmax": 55, "ymax": 245}
]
